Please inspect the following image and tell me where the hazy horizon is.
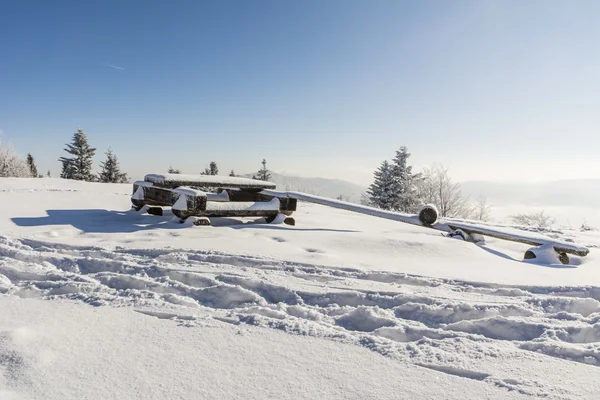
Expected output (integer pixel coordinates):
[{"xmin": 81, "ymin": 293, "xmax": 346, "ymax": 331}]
[{"xmin": 2, "ymin": 1, "xmax": 599, "ymax": 186}]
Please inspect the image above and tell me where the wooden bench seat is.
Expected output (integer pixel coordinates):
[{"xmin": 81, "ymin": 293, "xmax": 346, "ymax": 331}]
[{"xmin": 131, "ymin": 176, "xmax": 295, "ymax": 221}]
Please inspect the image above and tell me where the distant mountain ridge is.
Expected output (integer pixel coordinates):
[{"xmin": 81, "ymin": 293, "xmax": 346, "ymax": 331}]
[
  {"xmin": 460, "ymin": 179, "xmax": 600, "ymax": 207},
  {"xmin": 243, "ymin": 172, "xmax": 366, "ymax": 202},
  {"xmin": 234, "ymin": 174, "xmax": 599, "ymax": 209}
]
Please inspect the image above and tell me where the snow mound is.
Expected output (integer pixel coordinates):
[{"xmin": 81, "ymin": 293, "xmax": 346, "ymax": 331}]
[{"xmin": 335, "ymin": 306, "xmax": 396, "ymax": 332}]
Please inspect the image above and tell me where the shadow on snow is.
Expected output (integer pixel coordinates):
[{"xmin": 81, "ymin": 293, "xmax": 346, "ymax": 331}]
[{"xmin": 11, "ymin": 208, "xmax": 358, "ymax": 234}]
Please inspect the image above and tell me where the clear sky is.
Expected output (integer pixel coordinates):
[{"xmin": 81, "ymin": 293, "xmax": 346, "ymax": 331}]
[{"xmin": 1, "ymin": 0, "xmax": 599, "ymax": 186}]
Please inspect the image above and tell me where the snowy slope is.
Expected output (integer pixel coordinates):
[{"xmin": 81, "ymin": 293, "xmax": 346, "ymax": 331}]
[{"xmin": 1, "ymin": 178, "xmax": 600, "ymax": 399}]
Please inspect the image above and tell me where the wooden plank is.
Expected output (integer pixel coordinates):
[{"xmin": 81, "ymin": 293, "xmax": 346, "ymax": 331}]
[
  {"xmin": 134, "ymin": 184, "xmax": 293, "ymax": 220},
  {"xmin": 261, "ymin": 189, "xmax": 422, "ymax": 226},
  {"xmin": 220, "ymin": 189, "xmax": 297, "ymax": 212},
  {"xmin": 172, "ymin": 199, "xmax": 281, "ymax": 219},
  {"xmin": 144, "ymin": 174, "xmax": 276, "ymax": 190},
  {"xmin": 262, "ymin": 189, "xmax": 590, "ymax": 258},
  {"xmin": 444, "ymin": 222, "xmax": 589, "ymax": 257}
]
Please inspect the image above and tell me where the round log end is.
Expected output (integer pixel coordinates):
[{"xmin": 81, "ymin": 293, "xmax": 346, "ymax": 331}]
[
  {"xmin": 418, "ymin": 204, "xmax": 439, "ymax": 226},
  {"xmin": 558, "ymin": 252, "xmax": 569, "ymax": 265},
  {"xmin": 448, "ymin": 229, "xmax": 469, "ymax": 241},
  {"xmin": 284, "ymin": 217, "xmax": 296, "ymax": 226},
  {"xmin": 147, "ymin": 207, "xmax": 163, "ymax": 216},
  {"xmin": 524, "ymin": 248, "xmax": 570, "ymax": 265},
  {"xmin": 524, "ymin": 250, "xmax": 536, "ymax": 260},
  {"xmin": 193, "ymin": 217, "xmax": 211, "ymax": 226}
]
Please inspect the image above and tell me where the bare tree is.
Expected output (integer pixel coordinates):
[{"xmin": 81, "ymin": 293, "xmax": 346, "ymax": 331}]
[
  {"xmin": 510, "ymin": 211, "xmax": 555, "ymax": 229},
  {"xmin": 417, "ymin": 164, "xmax": 472, "ymax": 218},
  {"xmin": 472, "ymin": 194, "xmax": 492, "ymax": 221},
  {"xmin": 296, "ymin": 184, "xmax": 323, "ymax": 196},
  {"xmin": 0, "ymin": 134, "xmax": 31, "ymax": 177},
  {"xmin": 360, "ymin": 192, "xmax": 373, "ymax": 206}
]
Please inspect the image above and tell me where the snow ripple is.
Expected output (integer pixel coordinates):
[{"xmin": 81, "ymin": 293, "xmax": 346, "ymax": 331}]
[{"xmin": 2, "ymin": 234, "xmax": 600, "ymax": 399}]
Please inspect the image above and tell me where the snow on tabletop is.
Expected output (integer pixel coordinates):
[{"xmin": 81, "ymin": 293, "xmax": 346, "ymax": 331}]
[
  {"xmin": 133, "ymin": 180, "xmax": 154, "ymax": 187},
  {"xmin": 2, "ymin": 178, "xmax": 600, "ymax": 400},
  {"xmin": 172, "ymin": 187, "xmax": 230, "ymax": 202},
  {"xmin": 205, "ymin": 198, "xmax": 280, "ymax": 212},
  {"xmin": 207, "ymin": 191, "xmax": 229, "ymax": 202},
  {"xmin": 172, "ymin": 186, "xmax": 207, "ymax": 197},
  {"xmin": 144, "ymin": 173, "xmax": 276, "ymax": 188}
]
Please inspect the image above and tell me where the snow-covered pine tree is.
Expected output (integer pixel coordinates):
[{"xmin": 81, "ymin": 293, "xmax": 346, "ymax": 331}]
[
  {"xmin": 229, "ymin": 170, "xmax": 235, "ymax": 177},
  {"xmin": 47, "ymin": 170, "xmax": 51, "ymax": 177},
  {"xmin": 256, "ymin": 159, "xmax": 271, "ymax": 181},
  {"xmin": 58, "ymin": 128, "xmax": 96, "ymax": 181},
  {"xmin": 391, "ymin": 146, "xmax": 421, "ymax": 213},
  {"xmin": 26, "ymin": 153, "xmax": 38, "ymax": 178},
  {"xmin": 98, "ymin": 148, "xmax": 128, "ymax": 183},
  {"xmin": 60, "ymin": 159, "xmax": 75, "ymax": 179},
  {"xmin": 168, "ymin": 166, "xmax": 181, "ymax": 174},
  {"xmin": 367, "ymin": 160, "xmax": 396, "ymax": 210}
]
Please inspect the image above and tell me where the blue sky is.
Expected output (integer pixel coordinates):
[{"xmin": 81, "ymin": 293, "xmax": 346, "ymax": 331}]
[{"xmin": 1, "ymin": 0, "xmax": 599, "ymax": 185}]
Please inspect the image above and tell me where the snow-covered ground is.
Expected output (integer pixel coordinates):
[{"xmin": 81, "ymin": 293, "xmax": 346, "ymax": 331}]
[{"xmin": 1, "ymin": 178, "xmax": 599, "ymax": 399}]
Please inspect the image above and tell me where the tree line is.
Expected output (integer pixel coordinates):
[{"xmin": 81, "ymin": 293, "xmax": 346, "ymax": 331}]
[
  {"xmin": 365, "ymin": 146, "xmax": 491, "ymax": 221},
  {"xmin": 168, "ymin": 158, "xmax": 271, "ymax": 181},
  {"xmin": 0, "ymin": 132, "xmax": 564, "ymax": 227},
  {"xmin": 0, "ymin": 129, "xmax": 272, "ymax": 182},
  {"xmin": 54, "ymin": 129, "xmax": 127, "ymax": 183}
]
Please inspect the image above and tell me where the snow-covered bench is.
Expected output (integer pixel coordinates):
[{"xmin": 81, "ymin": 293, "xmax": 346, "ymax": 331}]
[{"xmin": 131, "ymin": 174, "xmax": 295, "ymax": 225}]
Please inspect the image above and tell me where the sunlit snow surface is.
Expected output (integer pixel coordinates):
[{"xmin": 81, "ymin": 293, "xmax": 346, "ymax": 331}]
[{"xmin": 1, "ymin": 178, "xmax": 599, "ymax": 400}]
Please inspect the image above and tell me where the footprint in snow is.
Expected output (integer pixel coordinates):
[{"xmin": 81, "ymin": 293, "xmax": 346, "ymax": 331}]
[{"xmin": 305, "ymin": 248, "xmax": 324, "ymax": 254}]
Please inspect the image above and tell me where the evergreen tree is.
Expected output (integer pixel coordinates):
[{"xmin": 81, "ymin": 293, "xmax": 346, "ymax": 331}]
[
  {"xmin": 209, "ymin": 161, "xmax": 218, "ymax": 175},
  {"xmin": 60, "ymin": 159, "xmax": 76, "ymax": 179},
  {"xmin": 168, "ymin": 166, "xmax": 181, "ymax": 174},
  {"xmin": 58, "ymin": 128, "xmax": 96, "ymax": 181},
  {"xmin": 47, "ymin": 170, "xmax": 51, "ymax": 177},
  {"xmin": 256, "ymin": 159, "xmax": 271, "ymax": 181},
  {"xmin": 367, "ymin": 160, "xmax": 396, "ymax": 210},
  {"xmin": 201, "ymin": 161, "xmax": 219, "ymax": 175},
  {"xmin": 98, "ymin": 148, "xmax": 128, "ymax": 183},
  {"xmin": 391, "ymin": 146, "xmax": 421, "ymax": 213},
  {"xmin": 26, "ymin": 153, "xmax": 38, "ymax": 178},
  {"xmin": 229, "ymin": 170, "xmax": 235, "ymax": 177}
]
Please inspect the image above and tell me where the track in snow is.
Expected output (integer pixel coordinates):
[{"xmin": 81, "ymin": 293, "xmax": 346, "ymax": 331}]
[{"xmin": 1, "ymin": 234, "xmax": 600, "ymax": 398}]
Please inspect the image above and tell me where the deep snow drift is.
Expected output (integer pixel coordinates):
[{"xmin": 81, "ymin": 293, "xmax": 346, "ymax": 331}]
[{"xmin": 1, "ymin": 178, "xmax": 599, "ymax": 399}]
